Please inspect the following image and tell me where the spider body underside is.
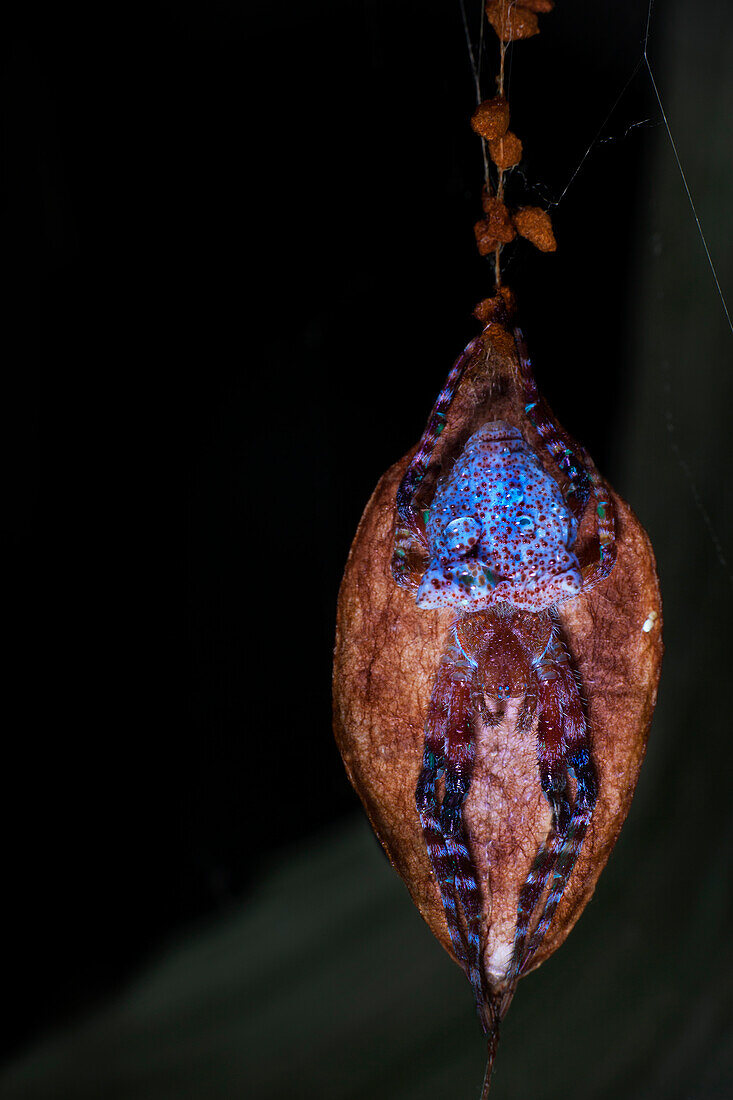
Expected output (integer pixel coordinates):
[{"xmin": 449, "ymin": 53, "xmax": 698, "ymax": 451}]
[{"xmin": 391, "ymin": 327, "xmax": 617, "ymax": 1032}]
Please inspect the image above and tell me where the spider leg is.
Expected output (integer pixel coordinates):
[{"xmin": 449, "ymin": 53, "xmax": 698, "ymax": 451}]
[
  {"xmin": 523, "ymin": 747, "xmax": 597, "ymax": 970},
  {"xmin": 440, "ymin": 675, "xmax": 491, "ymax": 1034},
  {"xmin": 513, "ymin": 326, "xmax": 592, "ymax": 517},
  {"xmin": 473, "ymin": 685, "xmax": 503, "ymax": 729},
  {"xmin": 415, "ymin": 657, "xmax": 468, "ymax": 969},
  {"xmin": 515, "ymin": 679, "xmax": 538, "ymax": 734},
  {"xmin": 416, "ymin": 638, "xmax": 490, "ymax": 1032},
  {"xmin": 518, "ymin": 636, "xmax": 597, "ymax": 976},
  {"xmin": 579, "ymin": 450, "xmax": 617, "ymax": 589},
  {"xmin": 392, "ymin": 515, "xmax": 428, "ymax": 591},
  {"xmin": 503, "ymin": 663, "xmax": 570, "ymax": 996},
  {"xmin": 393, "ymin": 335, "xmax": 483, "ymax": 587},
  {"xmin": 514, "ymin": 327, "xmax": 618, "ymax": 594}
]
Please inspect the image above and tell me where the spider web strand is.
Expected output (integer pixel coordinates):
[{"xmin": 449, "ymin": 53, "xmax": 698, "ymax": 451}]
[{"xmin": 642, "ymin": 56, "xmax": 733, "ymax": 339}]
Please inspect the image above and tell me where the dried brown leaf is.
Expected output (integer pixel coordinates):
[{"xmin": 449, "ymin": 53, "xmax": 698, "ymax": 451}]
[
  {"xmin": 471, "ymin": 96, "xmax": 511, "ymax": 141},
  {"xmin": 486, "ymin": 1, "xmax": 540, "ymax": 42},
  {"xmin": 333, "ymin": 328, "xmax": 662, "ymax": 1024},
  {"xmin": 475, "ymin": 196, "xmax": 516, "ymax": 256},
  {"xmin": 488, "ymin": 131, "xmax": 523, "ymax": 170},
  {"xmin": 513, "ymin": 205, "xmax": 557, "ymax": 252}
]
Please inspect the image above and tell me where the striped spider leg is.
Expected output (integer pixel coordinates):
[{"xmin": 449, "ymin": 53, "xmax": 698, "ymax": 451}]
[
  {"xmin": 392, "ymin": 335, "xmax": 484, "ymax": 590},
  {"xmin": 415, "ymin": 631, "xmax": 492, "ymax": 1033}
]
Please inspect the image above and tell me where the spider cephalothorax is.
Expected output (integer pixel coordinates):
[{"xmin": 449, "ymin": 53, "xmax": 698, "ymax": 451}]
[{"xmin": 392, "ymin": 325, "xmax": 617, "ymax": 1033}]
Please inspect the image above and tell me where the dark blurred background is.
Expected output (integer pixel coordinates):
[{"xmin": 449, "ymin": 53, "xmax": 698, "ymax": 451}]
[{"xmin": 3, "ymin": 0, "xmax": 732, "ymax": 1097}]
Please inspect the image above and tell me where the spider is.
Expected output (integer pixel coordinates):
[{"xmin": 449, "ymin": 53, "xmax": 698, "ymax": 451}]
[{"xmin": 391, "ymin": 324, "xmax": 617, "ymax": 1034}]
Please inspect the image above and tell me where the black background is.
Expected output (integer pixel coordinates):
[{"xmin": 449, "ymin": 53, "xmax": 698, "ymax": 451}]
[{"xmin": 4, "ymin": 0, "xmax": 691, "ymax": 1077}]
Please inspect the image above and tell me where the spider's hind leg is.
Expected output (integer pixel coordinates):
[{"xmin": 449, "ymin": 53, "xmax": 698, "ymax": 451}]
[
  {"xmin": 521, "ymin": 634, "xmax": 597, "ymax": 975},
  {"xmin": 415, "ymin": 670, "xmax": 466, "ymax": 970},
  {"xmin": 527, "ymin": 742, "xmax": 598, "ymax": 964},
  {"xmin": 441, "ymin": 705, "xmax": 489, "ymax": 1033},
  {"xmin": 416, "ymin": 639, "xmax": 490, "ymax": 1033},
  {"xmin": 505, "ymin": 630, "xmax": 596, "ymax": 994},
  {"xmin": 503, "ymin": 662, "xmax": 570, "ymax": 998}
]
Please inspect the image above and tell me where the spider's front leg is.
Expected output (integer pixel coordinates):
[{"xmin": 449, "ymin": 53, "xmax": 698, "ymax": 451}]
[
  {"xmin": 513, "ymin": 326, "xmax": 592, "ymax": 515},
  {"xmin": 415, "ymin": 635, "xmax": 491, "ymax": 1032},
  {"xmin": 393, "ymin": 335, "xmax": 484, "ymax": 589},
  {"xmin": 581, "ymin": 454, "xmax": 618, "ymax": 588},
  {"xmin": 514, "ymin": 325, "xmax": 618, "ymax": 589}
]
